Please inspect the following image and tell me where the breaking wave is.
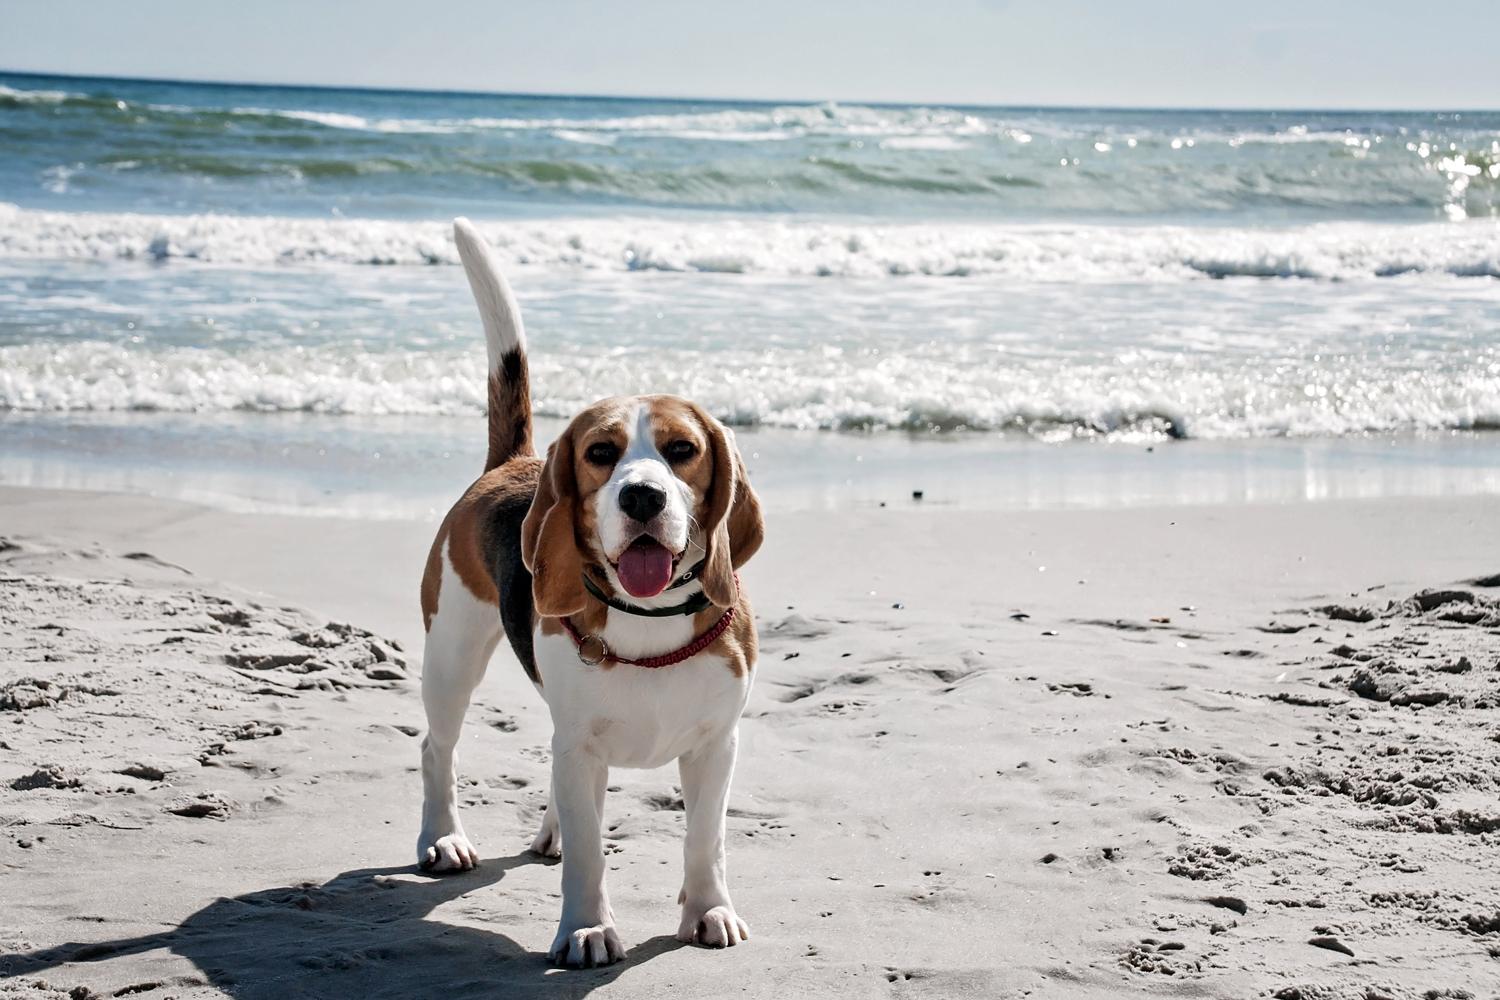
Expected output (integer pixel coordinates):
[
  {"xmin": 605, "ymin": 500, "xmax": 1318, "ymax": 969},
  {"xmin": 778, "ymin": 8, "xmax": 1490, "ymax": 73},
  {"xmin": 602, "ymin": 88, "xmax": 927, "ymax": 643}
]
[
  {"xmin": 2, "ymin": 204, "xmax": 1498, "ymax": 280},
  {"xmin": 2, "ymin": 339, "xmax": 1496, "ymax": 441}
]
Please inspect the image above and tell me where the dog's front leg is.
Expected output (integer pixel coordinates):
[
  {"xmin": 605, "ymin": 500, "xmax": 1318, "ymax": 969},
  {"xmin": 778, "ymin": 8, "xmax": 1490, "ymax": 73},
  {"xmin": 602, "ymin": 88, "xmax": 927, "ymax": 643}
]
[
  {"xmin": 548, "ymin": 742, "xmax": 624, "ymax": 967},
  {"xmin": 676, "ymin": 727, "xmax": 749, "ymax": 947}
]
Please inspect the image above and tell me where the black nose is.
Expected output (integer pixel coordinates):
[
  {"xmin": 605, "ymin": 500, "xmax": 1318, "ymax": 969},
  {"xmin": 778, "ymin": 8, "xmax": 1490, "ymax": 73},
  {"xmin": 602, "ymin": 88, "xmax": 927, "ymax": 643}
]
[{"xmin": 618, "ymin": 482, "xmax": 667, "ymax": 522}]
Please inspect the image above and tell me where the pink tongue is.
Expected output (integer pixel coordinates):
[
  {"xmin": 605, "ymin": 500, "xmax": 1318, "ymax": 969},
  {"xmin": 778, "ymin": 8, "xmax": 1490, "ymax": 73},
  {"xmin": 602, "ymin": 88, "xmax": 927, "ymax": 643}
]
[{"xmin": 617, "ymin": 541, "xmax": 674, "ymax": 598}]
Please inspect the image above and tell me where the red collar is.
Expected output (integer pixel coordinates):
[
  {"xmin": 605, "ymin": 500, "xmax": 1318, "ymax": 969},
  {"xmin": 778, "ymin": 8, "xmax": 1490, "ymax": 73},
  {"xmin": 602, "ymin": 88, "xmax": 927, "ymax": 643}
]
[{"xmin": 561, "ymin": 606, "xmax": 736, "ymax": 668}]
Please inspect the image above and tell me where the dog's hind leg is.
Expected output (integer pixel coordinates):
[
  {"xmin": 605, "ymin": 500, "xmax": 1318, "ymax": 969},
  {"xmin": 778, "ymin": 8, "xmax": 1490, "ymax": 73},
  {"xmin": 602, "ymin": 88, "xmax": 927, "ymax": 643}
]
[
  {"xmin": 530, "ymin": 784, "xmax": 563, "ymax": 858},
  {"xmin": 418, "ymin": 541, "xmax": 501, "ymax": 873}
]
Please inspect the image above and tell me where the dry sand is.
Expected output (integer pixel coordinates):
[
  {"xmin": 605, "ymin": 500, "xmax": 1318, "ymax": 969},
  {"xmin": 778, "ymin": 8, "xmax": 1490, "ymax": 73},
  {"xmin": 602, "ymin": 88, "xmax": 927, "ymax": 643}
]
[{"xmin": 2, "ymin": 484, "xmax": 1498, "ymax": 999}]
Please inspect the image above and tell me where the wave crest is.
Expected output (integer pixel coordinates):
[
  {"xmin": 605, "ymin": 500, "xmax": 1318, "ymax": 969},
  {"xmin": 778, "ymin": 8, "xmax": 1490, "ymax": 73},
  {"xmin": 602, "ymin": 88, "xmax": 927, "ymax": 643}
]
[
  {"xmin": 2, "ymin": 340, "xmax": 1496, "ymax": 441},
  {"xmin": 2, "ymin": 204, "xmax": 1497, "ymax": 281}
]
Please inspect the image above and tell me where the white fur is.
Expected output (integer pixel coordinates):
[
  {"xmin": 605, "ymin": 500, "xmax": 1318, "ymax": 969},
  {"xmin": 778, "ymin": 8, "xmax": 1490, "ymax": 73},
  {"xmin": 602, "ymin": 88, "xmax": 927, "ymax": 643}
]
[
  {"xmin": 452, "ymin": 217, "xmax": 525, "ymax": 372},
  {"xmin": 417, "ymin": 544, "xmax": 502, "ymax": 873},
  {"xmin": 534, "ymin": 620, "xmax": 752, "ymax": 962}
]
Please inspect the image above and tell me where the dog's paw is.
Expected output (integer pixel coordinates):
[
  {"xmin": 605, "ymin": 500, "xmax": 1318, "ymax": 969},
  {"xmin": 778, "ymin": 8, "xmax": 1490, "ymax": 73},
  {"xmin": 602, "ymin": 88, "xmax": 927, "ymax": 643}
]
[
  {"xmin": 549, "ymin": 920, "xmax": 625, "ymax": 967},
  {"xmin": 529, "ymin": 816, "xmax": 561, "ymax": 859},
  {"xmin": 418, "ymin": 831, "xmax": 479, "ymax": 873},
  {"xmin": 677, "ymin": 903, "xmax": 749, "ymax": 948}
]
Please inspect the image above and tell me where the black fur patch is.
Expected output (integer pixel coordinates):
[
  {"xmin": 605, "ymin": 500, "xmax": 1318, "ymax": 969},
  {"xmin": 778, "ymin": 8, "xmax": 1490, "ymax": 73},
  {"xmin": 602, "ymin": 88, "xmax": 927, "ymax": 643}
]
[{"xmin": 482, "ymin": 462, "xmax": 541, "ymax": 684}]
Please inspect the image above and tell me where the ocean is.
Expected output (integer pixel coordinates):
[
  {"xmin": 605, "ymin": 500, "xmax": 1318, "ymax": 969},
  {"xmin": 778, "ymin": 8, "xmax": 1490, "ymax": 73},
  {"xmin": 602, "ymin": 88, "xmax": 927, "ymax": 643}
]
[{"xmin": 2, "ymin": 72, "xmax": 1498, "ymax": 515}]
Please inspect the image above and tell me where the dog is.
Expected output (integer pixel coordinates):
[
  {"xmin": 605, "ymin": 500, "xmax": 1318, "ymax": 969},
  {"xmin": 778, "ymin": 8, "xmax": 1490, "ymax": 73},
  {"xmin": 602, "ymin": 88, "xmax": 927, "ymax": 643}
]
[{"xmin": 416, "ymin": 220, "xmax": 765, "ymax": 967}]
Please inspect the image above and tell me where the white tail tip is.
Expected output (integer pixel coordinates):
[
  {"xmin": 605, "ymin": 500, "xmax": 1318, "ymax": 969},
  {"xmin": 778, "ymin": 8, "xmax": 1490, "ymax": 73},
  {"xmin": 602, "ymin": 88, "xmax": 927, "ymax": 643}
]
[{"xmin": 453, "ymin": 217, "xmax": 525, "ymax": 363}]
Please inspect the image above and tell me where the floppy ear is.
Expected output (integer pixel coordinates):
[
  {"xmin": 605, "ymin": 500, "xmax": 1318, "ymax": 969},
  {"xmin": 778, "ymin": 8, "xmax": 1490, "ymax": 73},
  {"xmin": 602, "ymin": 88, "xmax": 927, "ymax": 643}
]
[
  {"xmin": 694, "ymin": 409, "xmax": 765, "ymax": 608},
  {"xmin": 521, "ymin": 430, "xmax": 589, "ymax": 618}
]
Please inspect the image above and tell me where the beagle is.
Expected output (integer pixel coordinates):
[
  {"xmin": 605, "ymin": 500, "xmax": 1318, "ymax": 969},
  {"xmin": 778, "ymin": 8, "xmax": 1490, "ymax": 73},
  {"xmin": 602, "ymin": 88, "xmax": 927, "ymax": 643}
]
[{"xmin": 416, "ymin": 220, "xmax": 765, "ymax": 967}]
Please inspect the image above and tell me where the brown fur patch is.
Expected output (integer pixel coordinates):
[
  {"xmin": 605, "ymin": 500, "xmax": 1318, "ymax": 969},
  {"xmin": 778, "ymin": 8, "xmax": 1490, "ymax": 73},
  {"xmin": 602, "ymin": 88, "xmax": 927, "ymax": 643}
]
[
  {"xmin": 708, "ymin": 592, "xmax": 758, "ymax": 678},
  {"xmin": 522, "ymin": 398, "xmax": 635, "ymax": 618},
  {"xmin": 446, "ymin": 493, "xmax": 501, "ymax": 608},
  {"xmin": 420, "ymin": 522, "xmax": 447, "ymax": 632},
  {"xmin": 420, "ymin": 459, "xmax": 541, "ymax": 629}
]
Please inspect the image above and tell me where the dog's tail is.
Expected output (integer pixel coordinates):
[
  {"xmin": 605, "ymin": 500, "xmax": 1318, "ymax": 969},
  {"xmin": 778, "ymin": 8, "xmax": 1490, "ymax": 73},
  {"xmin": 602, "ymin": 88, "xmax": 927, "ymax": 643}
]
[{"xmin": 453, "ymin": 218, "xmax": 533, "ymax": 471}]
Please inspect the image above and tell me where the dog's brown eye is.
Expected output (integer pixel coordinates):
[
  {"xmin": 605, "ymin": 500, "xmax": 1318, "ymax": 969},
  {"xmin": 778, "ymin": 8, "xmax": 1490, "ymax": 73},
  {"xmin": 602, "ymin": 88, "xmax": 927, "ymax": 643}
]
[
  {"xmin": 663, "ymin": 440, "xmax": 697, "ymax": 463},
  {"xmin": 584, "ymin": 442, "xmax": 621, "ymax": 466}
]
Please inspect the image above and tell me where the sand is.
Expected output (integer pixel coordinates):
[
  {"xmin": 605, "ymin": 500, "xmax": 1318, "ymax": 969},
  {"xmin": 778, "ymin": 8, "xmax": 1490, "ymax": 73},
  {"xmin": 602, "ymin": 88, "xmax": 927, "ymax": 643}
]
[{"xmin": 2, "ymin": 484, "xmax": 1499, "ymax": 999}]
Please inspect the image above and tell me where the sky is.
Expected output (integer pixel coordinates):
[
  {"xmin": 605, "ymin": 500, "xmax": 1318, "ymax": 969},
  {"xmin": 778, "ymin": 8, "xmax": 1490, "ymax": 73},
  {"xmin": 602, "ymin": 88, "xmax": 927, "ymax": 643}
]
[{"xmin": 4, "ymin": 0, "xmax": 1499, "ymax": 109}]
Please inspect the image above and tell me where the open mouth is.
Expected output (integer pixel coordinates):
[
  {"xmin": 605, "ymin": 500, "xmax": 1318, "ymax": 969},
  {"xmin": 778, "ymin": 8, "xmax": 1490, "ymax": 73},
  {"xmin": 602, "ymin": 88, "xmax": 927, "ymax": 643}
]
[{"xmin": 612, "ymin": 535, "xmax": 679, "ymax": 599}]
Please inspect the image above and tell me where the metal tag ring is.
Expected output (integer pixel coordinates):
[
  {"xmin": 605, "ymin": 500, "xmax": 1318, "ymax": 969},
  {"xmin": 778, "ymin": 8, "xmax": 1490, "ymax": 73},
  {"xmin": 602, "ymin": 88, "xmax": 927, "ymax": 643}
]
[{"xmin": 577, "ymin": 634, "xmax": 610, "ymax": 666}]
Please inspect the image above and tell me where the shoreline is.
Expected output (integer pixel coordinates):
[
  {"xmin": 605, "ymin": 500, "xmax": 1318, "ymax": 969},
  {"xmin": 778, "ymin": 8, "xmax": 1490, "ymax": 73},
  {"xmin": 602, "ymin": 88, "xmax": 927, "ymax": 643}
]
[{"xmin": 3, "ymin": 420, "xmax": 1498, "ymax": 521}]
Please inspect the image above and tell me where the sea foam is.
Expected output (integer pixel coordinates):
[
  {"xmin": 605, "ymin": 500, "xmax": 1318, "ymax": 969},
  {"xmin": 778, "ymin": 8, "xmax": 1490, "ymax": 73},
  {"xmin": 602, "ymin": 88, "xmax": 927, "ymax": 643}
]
[
  {"xmin": 3, "ymin": 338, "xmax": 1496, "ymax": 441},
  {"xmin": 2, "ymin": 204, "xmax": 1498, "ymax": 281}
]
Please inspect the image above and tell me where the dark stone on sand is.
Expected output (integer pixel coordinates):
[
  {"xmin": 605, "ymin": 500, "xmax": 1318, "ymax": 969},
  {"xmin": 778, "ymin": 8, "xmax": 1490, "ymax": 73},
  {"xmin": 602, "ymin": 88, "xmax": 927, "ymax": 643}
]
[
  {"xmin": 1316, "ymin": 604, "xmax": 1377, "ymax": 623},
  {"xmin": 1307, "ymin": 935, "xmax": 1353, "ymax": 957},
  {"xmin": 1390, "ymin": 689, "xmax": 1451, "ymax": 707},
  {"xmin": 1348, "ymin": 668, "xmax": 1392, "ymax": 702},
  {"xmin": 1462, "ymin": 911, "xmax": 1500, "ymax": 934},
  {"xmin": 1411, "ymin": 589, "xmax": 1476, "ymax": 611},
  {"xmin": 1271, "ymin": 691, "xmax": 1344, "ymax": 708},
  {"xmin": 1204, "ymin": 895, "xmax": 1248, "ymax": 915},
  {"xmin": 166, "ymin": 793, "xmax": 234, "ymax": 819},
  {"xmin": 10, "ymin": 765, "xmax": 84, "ymax": 791}
]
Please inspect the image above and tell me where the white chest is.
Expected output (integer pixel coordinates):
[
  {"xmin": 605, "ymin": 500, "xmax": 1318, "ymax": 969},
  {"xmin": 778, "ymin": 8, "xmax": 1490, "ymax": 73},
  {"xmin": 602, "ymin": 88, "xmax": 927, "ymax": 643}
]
[{"xmin": 534, "ymin": 627, "xmax": 752, "ymax": 769}]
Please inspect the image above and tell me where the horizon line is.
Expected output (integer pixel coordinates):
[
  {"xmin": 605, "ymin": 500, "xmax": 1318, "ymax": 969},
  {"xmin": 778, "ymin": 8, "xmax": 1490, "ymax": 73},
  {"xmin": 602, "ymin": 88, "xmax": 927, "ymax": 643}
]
[{"xmin": 3, "ymin": 67, "xmax": 1496, "ymax": 117}]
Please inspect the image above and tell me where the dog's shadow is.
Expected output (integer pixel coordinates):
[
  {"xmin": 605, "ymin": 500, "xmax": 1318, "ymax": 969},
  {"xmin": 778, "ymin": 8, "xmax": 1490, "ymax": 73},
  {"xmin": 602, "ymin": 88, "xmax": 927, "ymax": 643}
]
[{"xmin": 1, "ymin": 852, "xmax": 686, "ymax": 999}]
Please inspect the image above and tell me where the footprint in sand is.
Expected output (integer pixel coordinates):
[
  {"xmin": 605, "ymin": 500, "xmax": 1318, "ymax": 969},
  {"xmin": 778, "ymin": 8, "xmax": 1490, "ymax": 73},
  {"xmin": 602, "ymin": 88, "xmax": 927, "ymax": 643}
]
[
  {"xmin": 773, "ymin": 671, "xmax": 877, "ymax": 704},
  {"xmin": 764, "ymin": 613, "xmax": 837, "ymax": 643},
  {"xmin": 895, "ymin": 663, "xmax": 989, "ymax": 692},
  {"xmin": 1121, "ymin": 938, "xmax": 1202, "ymax": 976}
]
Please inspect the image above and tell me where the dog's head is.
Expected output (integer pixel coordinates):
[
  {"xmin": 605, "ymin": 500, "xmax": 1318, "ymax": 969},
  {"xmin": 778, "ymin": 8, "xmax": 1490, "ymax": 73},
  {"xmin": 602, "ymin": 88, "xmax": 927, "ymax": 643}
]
[{"xmin": 520, "ymin": 395, "xmax": 764, "ymax": 617}]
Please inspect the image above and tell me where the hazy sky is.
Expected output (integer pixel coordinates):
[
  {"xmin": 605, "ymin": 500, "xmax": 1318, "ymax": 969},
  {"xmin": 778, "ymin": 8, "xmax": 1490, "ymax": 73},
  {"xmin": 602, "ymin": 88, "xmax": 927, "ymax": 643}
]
[{"xmin": 4, "ymin": 0, "xmax": 1498, "ymax": 109}]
